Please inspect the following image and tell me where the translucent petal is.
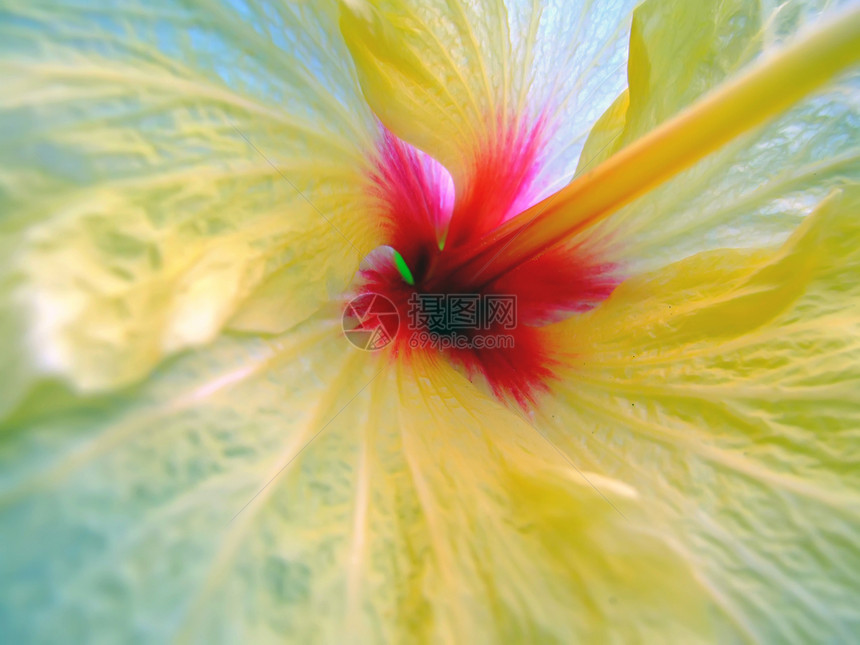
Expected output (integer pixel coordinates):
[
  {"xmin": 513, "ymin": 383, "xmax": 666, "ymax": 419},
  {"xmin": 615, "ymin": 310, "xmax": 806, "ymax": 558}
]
[
  {"xmin": 540, "ymin": 185, "xmax": 860, "ymax": 642},
  {"xmin": 0, "ymin": 0, "xmax": 380, "ymax": 407},
  {"xmin": 340, "ymin": 0, "xmax": 639, "ymax": 199},
  {"xmin": 2, "ymin": 309, "xmax": 717, "ymax": 643},
  {"xmin": 577, "ymin": 0, "xmax": 860, "ymax": 272}
]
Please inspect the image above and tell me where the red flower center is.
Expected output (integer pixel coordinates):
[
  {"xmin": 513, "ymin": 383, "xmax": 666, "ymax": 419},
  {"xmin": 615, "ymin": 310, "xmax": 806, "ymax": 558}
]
[{"xmin": 354, "ymin": 121, "xmax": 619, "ymax": 405}]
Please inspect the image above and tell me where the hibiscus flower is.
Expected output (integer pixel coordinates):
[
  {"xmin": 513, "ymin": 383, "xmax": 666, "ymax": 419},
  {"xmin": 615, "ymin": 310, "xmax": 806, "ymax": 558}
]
[{"xmin": 1, "ymin": 0, "xmax": 858, "ymax": 642}]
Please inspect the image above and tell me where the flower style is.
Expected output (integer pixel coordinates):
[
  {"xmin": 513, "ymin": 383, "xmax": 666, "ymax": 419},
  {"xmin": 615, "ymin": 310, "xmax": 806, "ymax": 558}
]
[{"xmin": 1, "ymin": 0, "xmax": 859, "ymax": 642}]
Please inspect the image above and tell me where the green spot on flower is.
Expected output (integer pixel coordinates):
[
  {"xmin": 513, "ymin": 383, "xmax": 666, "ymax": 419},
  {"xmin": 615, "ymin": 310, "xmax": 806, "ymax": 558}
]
[{"xmin": 393, "ymin": 249, "xmax": 415, "ymax": 285}]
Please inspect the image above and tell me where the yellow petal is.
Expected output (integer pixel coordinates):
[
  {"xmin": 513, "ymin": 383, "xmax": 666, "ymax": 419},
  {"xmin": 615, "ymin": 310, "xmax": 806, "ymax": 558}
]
[
  {"xmin": 540, "ymin": 185, "xmax": 860, "ymax": 641},
  {"xmin": 582, "ymin": 0, "xmax": 860, "ymax": 271},
  {"xmin": 339, "ymin": 0, "xmax": 638, "ymax": 193},
  {"xmin": 0, "ymin": 310, "xmax": 717, "ymax": 642},
  {"xmin": 0, "ymin": 0, "xmax": 380, "ymax": 407},
  {"xmin": 575, "ymin": 89, "xmax": 629, "ymax": 175}
]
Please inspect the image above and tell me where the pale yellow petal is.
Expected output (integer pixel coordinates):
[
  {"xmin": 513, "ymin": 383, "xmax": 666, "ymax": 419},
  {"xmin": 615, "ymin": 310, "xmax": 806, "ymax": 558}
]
[
  {"xmin": 1, "ymin": 302, "xmax": 718, "ymax": 642},
  {"xmin": 540, "ymin": 185, "xmax": 860, "ymax": 641},
  {"xmin": 581, "ymin": 0, "xmax": 860, "ymax": 270},
  {"xmin": 0, "ymin": 0, "xmax": 380, "ymax": 409},
  {"xmin": 340, "ymin": 0, "xmax": 638, "ymax": 193}
]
